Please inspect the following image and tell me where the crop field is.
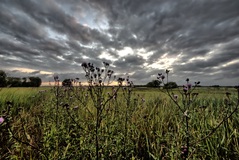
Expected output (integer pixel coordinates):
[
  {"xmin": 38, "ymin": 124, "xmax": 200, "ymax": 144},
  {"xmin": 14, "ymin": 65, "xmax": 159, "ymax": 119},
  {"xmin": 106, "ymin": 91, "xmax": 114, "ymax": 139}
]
[{"xmin": 0, "ymin": 85, "xmax": 239, "ymax": 160}]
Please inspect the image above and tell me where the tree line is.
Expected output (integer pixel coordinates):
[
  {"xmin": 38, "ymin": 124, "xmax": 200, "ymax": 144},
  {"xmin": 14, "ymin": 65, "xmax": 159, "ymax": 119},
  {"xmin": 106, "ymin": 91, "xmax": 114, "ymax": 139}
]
[
  {"xmin": 0, "ymin": 70, "xmax": 42, "ymax": 87},
  {"xmin": 146, "ymin": 80, "xmax": 178, "ymax": 89}
]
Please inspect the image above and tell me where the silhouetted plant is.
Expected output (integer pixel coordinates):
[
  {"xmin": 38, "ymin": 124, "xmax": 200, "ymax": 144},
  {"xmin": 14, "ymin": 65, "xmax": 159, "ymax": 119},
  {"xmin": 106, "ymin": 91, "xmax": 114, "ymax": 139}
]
[{"xmin": 81, "ymin": 62, "xmax": 120, "ymax": 159}]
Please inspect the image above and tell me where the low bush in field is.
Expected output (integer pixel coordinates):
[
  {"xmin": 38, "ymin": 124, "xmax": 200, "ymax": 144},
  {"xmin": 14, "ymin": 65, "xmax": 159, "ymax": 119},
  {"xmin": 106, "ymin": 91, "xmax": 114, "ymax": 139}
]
[{"xmin": 0, "ymin": 64, "xmax": 239, "ymax": 160}]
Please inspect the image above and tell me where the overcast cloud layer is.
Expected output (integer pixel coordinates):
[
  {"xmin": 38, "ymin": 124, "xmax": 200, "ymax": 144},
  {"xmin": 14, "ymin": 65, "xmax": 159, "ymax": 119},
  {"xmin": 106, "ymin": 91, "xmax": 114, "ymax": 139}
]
[{"xmin": 0, "ymin": 0, "xmax": 239, "ymax": 86}]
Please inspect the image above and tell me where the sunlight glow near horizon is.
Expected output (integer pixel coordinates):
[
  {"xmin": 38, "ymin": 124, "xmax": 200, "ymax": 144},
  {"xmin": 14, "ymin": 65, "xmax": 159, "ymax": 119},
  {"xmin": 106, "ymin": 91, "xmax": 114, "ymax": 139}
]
[{"xmin": 11, "ymin": 67, "xmax": 53, "ymax": 75}]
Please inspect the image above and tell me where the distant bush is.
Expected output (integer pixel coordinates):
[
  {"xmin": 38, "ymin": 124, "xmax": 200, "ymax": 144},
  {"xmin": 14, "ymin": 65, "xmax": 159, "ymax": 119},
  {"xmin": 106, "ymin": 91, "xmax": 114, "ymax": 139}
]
[
  {"xmin": 163, "ymin": 81, "xmax": 178, "ymax": 89},
  {"xmin": 146, "ymin": 80, "xmax": 162, "ymax": 88},
  {"xmin": 62, "ymin": 79, "xmax": 73, "ymax": 87}
]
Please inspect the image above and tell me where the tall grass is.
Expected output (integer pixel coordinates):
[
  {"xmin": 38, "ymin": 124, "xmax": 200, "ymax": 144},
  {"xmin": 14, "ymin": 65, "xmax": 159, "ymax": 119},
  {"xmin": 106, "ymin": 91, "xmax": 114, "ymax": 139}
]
[{"xmin": 0, "ymin": 86, "xmax": 239, "ymax": 159}]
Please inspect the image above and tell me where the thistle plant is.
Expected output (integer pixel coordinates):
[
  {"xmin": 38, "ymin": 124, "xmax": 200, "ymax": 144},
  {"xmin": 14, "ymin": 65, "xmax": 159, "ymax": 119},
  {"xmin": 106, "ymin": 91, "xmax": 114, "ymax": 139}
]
[
  {"xmin": 158, "ymin": 70, "xmax": 239, "ymax": 159},
  {"xmin": 81, "ymin": 62, "xmax": 121, "ymax": 160},
  {"xmin": 118, "ymin": 75, "xmax": 134, "ymax": 157}
]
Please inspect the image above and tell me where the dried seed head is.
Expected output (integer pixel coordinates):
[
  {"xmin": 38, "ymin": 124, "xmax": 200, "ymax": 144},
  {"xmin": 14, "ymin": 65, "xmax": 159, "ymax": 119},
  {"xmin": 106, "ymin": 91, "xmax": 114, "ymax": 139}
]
[
  {"xmin": 166, "ymin": 69, "xmax": 170, "ymax": 74},
  {"xmin": 81, "ymin": 62, "xmax": 87, "ymax": 68}
]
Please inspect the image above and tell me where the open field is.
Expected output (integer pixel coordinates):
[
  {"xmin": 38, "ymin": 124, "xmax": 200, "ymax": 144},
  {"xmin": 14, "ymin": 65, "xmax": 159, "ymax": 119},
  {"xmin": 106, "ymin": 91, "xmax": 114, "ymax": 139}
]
[{"xmin": 0, "ymin": 86, "xmax": 239, "ymax": 159}]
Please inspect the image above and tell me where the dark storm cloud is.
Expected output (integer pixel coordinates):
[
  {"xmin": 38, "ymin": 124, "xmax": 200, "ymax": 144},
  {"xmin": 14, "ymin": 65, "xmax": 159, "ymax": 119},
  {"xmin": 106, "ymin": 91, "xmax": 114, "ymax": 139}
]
[
  {"xmin": 0, "ymin": 0, "xmax": 239, "ymax": 85},
  {"xmin": 113, "ymin": 55, "xmax": 145, "ymax": 71}
]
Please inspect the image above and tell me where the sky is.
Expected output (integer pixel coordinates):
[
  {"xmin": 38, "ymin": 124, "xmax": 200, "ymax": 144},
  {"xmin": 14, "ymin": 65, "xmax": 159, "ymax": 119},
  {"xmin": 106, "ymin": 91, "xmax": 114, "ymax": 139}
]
[{"xmin": 0, "ymin": 0, "xmax": 239, "ymax": 86}]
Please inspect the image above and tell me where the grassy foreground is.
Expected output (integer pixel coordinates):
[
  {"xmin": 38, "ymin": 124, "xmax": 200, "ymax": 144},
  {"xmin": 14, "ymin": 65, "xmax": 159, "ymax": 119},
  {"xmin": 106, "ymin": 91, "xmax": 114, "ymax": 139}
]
[{"xmin": 0, "ymin": 86, "xmax": 239, "ymax": 159}]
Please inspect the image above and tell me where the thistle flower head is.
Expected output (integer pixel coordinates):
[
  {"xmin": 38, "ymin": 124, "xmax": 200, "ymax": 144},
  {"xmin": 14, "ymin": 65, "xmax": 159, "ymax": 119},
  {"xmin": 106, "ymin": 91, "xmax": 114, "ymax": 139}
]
[
  {"xmin": 187, "ymin": 83, "xmax": 192, "ymax": 89},
  {"xmin": 173, "ymin": 94, "xmax": 178, "ymax": 101},
  {"xmin": 0, "ymin": 117, "xmax": 4, "ymax": 124},
  {"xmin": 81, "ymin": 62, "xmax": 87, "ymax": 68},
  {"xmin": 103, "ymin": 61, "xmax": 109, "ymax": 67},
  {"xmin": 166, "ymin": 69, "xmax": 170, "ymax": 74},
  {"xmin": 183, "ymin": 86, "xmax": 188, "ymax": 92},
  {"xmin": 195, "ymin": 81, "xmax": 200, "ymax": 85}
]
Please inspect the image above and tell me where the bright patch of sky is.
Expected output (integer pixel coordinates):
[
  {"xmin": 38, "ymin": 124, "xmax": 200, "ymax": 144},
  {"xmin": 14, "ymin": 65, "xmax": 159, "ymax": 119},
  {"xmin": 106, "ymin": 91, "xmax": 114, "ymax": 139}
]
[
  {"xmin": 117, "ymin": 47, "xmax": 134, "ymax": 57},
  {"xmin": 148, "ymin": 53, "xmax": 182, "ymax": 71},
  {"xmin": 57, "ymin": 55, "xmax": 65, "ymax": 61},
  {"xmin": 99, "ymin": 52, "xmax": 117, "ymax": 61},
  {"xmin": 82, "ymin": 55, "xmax": 90, "ymax": 59},
  {"xmin": 58, "ymin": 1, "xmax": 109, "ymax": 30},
  {"xmin": 136, "ymin": 48, "xmax": 153, "ymax": 60},
  {"xmin": 11, "ymin": 67, "xmax": 53, "ymax": 75}
]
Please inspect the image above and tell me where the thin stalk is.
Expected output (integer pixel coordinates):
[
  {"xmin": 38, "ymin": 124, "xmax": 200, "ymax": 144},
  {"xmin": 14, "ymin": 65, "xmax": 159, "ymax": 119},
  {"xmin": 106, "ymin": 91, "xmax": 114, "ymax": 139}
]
[{"xmin": 95, "ymin": 108, "xmax": 100, "ymax": 160}]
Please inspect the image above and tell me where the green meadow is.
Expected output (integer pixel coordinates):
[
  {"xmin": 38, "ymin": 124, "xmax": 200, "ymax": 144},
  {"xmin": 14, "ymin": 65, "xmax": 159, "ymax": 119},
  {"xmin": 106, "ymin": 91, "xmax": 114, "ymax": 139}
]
[{"xmin": 0, "ymin": 86, "xmax": 239, "ymax": 159}]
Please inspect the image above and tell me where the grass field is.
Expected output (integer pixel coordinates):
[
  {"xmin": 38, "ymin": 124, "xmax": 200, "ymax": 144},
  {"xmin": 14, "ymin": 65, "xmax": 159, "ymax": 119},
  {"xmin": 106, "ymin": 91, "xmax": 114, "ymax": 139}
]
[{"xmin": 0, "ymin": 86, "xmax": 239, "ymax": 159}]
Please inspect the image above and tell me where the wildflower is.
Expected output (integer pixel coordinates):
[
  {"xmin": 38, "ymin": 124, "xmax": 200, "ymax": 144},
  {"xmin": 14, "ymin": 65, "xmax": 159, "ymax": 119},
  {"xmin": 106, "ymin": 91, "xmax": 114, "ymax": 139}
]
[
  {"xmin": 183, "ymin": 86, "xmax": 188, "ymax": 92},
  {"xmin": 173, "ymin": 94, "xmax": 178, "ymax": 100},
  {"xmin": 181, "ymin": 146, "xmax": 188, "ymax": 159},
  {"xmin": 195, "ymin": 81, "xmax": 200, "ymax": 85},
  {"xmin": 0, "ymin": 117, "xmax": 4, "ymax": 124},
  {"xmin": 166, "ymin": 69, "xmax": 170, "ymax": 74},
  {"xmin": 81, "ymin": 62, "xmax": 87, "ymax": 68},
  {"xmin": 186, "ymin": 78, "xmax": 189, "ymax": 82},
  {"xmin": 187, "ymin": 83, "xmax": 192, "ymax": 89},
  {"xmin": 96, "ymin": 67, "xmax": 100, "ymax": 72},
  {"xmin": 103, "ymin": 61, "xmax": 109, "ymax": 67}
]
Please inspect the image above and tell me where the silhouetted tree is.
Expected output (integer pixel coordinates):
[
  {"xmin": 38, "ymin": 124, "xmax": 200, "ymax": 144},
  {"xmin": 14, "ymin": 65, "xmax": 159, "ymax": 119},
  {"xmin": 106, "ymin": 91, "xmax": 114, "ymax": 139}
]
[
  {"xmin": 22, "ymin": 77, "xmax": 27, "ymax": 87},
  {"xmin": 0, "ymin": 70, "xmax": 7, "ymax": 87},
  {"xmin": 146, "ymin": 80, "xmax": 162, "ymax": 88},
  {"xmin": 0, "ymin": 70, "xmax": 42, "ymax": 87},
  {"xmin": 7, "ymin": 77, "xmax": 22, "ymax": 87},
  {"xmin": 28, "ymin": 77, "xmax": 42, "ymax": 87},
  {"xmin": 163, "ymin": 82, "xmax": 178, "ymax": 89},
  {"xmin": 62, "ymin": 79, "xmax": 73, "ymax": 87}
]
